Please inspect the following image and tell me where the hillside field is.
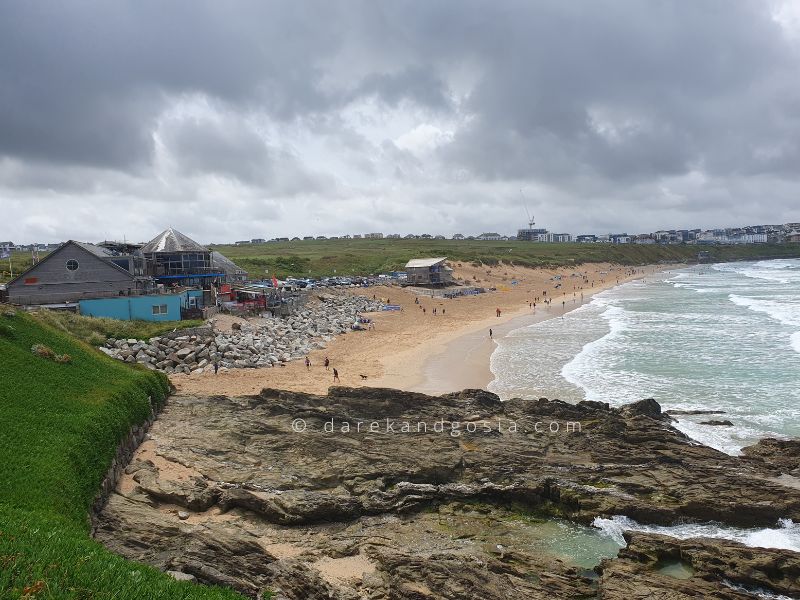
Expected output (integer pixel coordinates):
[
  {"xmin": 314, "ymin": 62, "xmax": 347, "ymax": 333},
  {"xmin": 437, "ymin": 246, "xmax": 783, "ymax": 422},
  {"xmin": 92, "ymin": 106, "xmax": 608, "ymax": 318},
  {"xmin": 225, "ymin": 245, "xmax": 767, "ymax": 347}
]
[
  {"xmin": 4, "ymin": 241, "xmax": 800, "ymax": 283},
  {"xmin": 210, "ymin": 239, "xmax": 800, "ymax": 279},
  {"xmin": 0, "ymin": 308, "xmax": 249, "ymax": 599}
]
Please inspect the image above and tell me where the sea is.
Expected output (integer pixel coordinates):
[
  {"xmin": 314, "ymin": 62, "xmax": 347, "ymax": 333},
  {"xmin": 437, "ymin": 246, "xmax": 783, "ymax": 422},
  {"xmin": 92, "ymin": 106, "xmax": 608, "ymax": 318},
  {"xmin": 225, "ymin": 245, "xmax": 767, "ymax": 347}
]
[
  {"xmin": 489, "ymin": 258, "xmax": 800, "ymax": 455},
  {"xmin": 487, "ymin": 257, "xmax": 800, "ymax": 560}
]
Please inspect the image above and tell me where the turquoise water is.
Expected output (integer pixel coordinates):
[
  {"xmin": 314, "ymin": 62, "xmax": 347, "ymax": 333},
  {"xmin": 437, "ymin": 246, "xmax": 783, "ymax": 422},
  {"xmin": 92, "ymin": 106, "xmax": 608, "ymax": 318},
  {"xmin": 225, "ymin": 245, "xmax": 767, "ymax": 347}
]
[{"xmin": 488, "ymin": 258, "xmax": 800, "ymax": 455}]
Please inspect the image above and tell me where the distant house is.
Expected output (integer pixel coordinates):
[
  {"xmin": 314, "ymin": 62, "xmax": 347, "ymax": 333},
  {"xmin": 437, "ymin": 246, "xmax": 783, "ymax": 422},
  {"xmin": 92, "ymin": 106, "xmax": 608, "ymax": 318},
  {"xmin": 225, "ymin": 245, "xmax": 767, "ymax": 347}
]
[
  {"xmin": 303, "ymin": 236, "xmax": 315, "ymax": 240},
  {"xmin": 251, "ymin": 238, "xmax": 266, "ymax": 244},
  {"xmin": 364, "ymin": 233, "xmax": 384, "ymax": 239},
  {"xmin": 452, "ymin": 233, "xmax": 465, "ymax": 240},
  {"xmin": 316, "ymin": 236, "xmax": 328, "ymax": 240},
  {"xmin": 787, "ymin": 230, "xmax": 800, "ymax": 243},
  {"xmin": 386, "ymin": 234, "xmax": 401, "ymax": 239},
  {"xmin": 352, "ymin": 234, "xmax": 362, "ymax": 239},
  {"xmin": 0, "ymin": 241, "xmax": 14, "ymax": 252},
  {"xmin": 404, "ymin": 257, "xmax": 454, "ymax": 286},
  {"xmin": 575, "ymin": 234, "xmax": 597, "ymax": 243},
  {"xmin": 477, "ymin": 232, "xmax": 502, "ymax": 241},
  {"xmin": 7, "ymin": 240, "xmax": 150, "ymax": 306}
]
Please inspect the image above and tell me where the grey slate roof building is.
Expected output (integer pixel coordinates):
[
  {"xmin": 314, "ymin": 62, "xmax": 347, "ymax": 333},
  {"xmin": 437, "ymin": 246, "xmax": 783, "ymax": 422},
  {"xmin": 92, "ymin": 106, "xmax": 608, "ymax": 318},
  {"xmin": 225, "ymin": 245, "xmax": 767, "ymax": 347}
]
[
  {"xmin": 141, "ymin": 228, "xmax": 219, "ymax": 283},
  {"xmin": 211, "ymin": 251, "xmax": 248, "ymax": 282},
  {"xmin": 404, "ymin": 257, "xmax": 454, "ymax": 285},
  {"xmin": 6, "ymin": 240, "xmax": 150, "ymax": 306}
]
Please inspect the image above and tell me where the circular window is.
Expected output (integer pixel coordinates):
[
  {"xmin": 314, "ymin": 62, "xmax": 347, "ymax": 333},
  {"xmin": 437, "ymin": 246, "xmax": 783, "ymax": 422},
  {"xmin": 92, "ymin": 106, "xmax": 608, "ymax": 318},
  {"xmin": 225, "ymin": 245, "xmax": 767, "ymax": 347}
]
[{"xmin": 66, "ymin": 259, "xmax": 79, "ymax": 271}]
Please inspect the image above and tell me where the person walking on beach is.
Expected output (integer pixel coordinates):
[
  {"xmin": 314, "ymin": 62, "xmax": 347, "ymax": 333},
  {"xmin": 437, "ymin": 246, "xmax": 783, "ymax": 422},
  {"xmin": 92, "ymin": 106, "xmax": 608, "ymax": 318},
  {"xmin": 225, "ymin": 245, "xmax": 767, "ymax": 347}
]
[
  {"xmin": 324, "ymin": 356, "xmax": 330, "ymax": 370},
  {"xmin": 489, "ymin": 328, "xmax": 493, "ymax": 339},
  {"xmin": 213, "ymin": 360, "xmax": 219, "ymax": 375},
  {"xmin": 333, "ymin": 368, "xmax": 340, "ymax": 383},
  {"xmin": 305, "ymin": 357, "xmax": 311, "ymax": 370}
]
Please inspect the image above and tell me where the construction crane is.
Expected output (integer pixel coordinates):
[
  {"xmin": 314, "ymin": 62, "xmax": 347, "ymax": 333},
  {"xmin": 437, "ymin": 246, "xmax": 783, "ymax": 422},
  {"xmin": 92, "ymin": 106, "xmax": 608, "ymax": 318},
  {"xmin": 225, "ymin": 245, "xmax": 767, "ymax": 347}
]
[{"xmin": 520, "ymin": 189, "xmax": 535, "ymax": 229}]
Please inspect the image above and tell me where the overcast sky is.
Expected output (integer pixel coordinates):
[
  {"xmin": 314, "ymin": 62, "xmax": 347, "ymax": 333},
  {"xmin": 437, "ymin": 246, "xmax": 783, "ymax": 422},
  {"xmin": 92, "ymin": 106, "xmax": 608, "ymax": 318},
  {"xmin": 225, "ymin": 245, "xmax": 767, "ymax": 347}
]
[{"xmin": 1, "ymin": 1, "xmax": 799, "ymax": 244}]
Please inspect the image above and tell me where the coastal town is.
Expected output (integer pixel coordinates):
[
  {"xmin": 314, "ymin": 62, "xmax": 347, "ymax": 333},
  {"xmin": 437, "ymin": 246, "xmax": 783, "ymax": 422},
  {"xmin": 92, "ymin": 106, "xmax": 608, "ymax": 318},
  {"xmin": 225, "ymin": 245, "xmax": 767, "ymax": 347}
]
[{"xmin": 4, "ymin": 2, "xmax": 800, "ymax": 599}]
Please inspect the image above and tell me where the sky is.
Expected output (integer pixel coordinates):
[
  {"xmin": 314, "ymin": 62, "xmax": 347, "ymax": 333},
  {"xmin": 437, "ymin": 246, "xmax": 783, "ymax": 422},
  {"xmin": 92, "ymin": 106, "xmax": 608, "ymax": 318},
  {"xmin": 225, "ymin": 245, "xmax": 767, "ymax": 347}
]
[{"xmin": 1, "ymin": 0, "xmax": 799, "ymax": 244}]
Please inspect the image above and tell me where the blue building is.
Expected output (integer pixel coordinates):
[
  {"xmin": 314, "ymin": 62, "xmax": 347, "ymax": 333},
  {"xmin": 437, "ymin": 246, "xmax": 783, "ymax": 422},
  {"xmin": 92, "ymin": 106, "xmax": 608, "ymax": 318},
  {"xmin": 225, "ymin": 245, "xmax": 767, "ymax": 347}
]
[{"xmin": 79, "ymin": 293, "xmax": 194, "ymax": 321}]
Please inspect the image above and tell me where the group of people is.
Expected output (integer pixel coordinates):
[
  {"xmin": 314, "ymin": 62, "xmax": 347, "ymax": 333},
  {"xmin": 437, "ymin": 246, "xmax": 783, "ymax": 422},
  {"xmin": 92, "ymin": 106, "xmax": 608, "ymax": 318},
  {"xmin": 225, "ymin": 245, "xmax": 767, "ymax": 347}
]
[
  {"xmin": 305, "ymin": 355, "xmax": 340, "ymax": 382},
  {"xmin": 416, "ymin": 298, "xmax": 445, "ymax": 316}
]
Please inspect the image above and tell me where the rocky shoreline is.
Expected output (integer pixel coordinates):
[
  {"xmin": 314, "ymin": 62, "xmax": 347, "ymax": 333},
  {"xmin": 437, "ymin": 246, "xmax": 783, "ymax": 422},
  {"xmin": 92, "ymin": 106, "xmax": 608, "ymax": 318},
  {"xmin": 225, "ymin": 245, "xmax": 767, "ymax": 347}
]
[
  {"xmin": 98, "ymin": 294, "xmax": 384, "ymax": 374},
  {"xmin": 94, "ymin": 387, "xmax": 800, "ymax": 599}
]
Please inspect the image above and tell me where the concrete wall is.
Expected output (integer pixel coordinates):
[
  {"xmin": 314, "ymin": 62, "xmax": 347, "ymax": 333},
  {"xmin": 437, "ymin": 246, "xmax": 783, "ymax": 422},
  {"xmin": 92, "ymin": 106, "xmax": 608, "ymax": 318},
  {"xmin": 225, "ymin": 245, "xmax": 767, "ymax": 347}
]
[
  {"xmin": 8, "ymin": 242, "xmax": 135, "ymax": 305},
  {"xmin": 80, "ymin": 294, "xmax": 182, "ymax": 321}
]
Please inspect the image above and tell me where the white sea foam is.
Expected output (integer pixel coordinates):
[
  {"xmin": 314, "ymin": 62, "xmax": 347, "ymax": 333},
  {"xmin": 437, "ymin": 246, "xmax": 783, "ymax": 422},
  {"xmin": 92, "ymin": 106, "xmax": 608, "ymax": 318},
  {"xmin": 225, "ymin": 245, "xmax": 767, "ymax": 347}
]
[
  {"xmin": 792, "ymin": 331, "xmax": 800, "ymax": 355},
  {"xmin": 592, "ymin": 515, "xmax": 800, "ymax": 552},
  {"xmin": 728, "ymin": 294, "xmax": 800, "ymax": 328},
  {"xmin": 490, "ymin": 259, "xmax": 800, "ymax": 453}
]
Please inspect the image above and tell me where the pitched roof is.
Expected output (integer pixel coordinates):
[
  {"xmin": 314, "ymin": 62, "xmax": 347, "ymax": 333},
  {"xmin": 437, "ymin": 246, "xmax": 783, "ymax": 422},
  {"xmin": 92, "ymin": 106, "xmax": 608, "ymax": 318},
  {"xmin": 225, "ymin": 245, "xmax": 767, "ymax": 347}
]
[
  {"xmin": 6, "ymin": 240, "xmax": 134, "ymax": 286},
  {"xmin": 141, "ymin": 228, "xmax": 208, "ymax": 253},
  {"xmin": 211, "ymin": 251, "xmax": 246, "ymax": 274},
  {"xmin": 73, "ymin": 241, "xmax": 116, "ymax": 258},
  {"xmin": 405, "ymin": 257, "xmax": 447, "ymax": 268}
]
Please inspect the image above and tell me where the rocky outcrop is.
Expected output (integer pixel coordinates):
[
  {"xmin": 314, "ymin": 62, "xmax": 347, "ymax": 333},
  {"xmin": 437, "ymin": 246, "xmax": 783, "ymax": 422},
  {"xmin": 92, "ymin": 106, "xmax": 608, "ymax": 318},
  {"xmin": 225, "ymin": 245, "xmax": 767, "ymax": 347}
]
[
  {"xmin": 98, "ymin": 294, "xmax": 384, "ymax": 374},
  {"xmin": 742, "ymin": 438, "xmax": 800, "ymax": 477},
  {"xmin": 94, "ymin": 387, "xmax": 800, "ymax": 599},
  {"xmin": 599, "ymin": 532, "xmax": 800, "ymax": 599}
]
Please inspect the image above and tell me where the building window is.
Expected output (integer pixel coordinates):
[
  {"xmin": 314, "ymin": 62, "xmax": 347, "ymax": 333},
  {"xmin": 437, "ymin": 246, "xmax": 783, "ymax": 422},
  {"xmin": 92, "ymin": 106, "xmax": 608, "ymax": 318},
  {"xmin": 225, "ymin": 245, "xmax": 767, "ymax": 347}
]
[
  {"xmin": 151, "ymin": 304, "xmax": 168, "ymax": 316},
  {"xmin": 66, "ymin": 259, "xmax": 79, "ymax": 271}
]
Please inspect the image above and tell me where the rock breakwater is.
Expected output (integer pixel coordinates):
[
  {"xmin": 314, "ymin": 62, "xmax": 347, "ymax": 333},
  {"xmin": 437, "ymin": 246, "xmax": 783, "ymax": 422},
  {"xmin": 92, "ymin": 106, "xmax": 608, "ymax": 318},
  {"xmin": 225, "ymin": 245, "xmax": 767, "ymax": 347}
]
[{"xmin": 98, "ymin": 294, "xmax": 383, "ymax": 374}]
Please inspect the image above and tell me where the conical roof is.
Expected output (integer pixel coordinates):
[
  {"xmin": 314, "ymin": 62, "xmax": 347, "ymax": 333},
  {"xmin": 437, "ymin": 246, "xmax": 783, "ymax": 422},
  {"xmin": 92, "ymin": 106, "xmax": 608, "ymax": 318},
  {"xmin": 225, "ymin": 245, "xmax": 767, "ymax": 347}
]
[{"xmin": 141, "ymin": 228, "xmax": 208, "ymax": 253}]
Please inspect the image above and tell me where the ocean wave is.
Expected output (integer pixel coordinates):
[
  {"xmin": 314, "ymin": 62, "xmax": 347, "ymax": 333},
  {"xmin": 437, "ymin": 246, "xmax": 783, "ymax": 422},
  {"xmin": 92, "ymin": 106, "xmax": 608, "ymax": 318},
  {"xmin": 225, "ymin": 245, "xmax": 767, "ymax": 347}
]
[
  {"xmin": 592, "ymin": 515, "xmax": 800, "ymax": 552},
  {"xmin": 792, "ymin": 332, "xmax": 800, "ymax": 355},
  {"xmin": 560, "ymin": 305, "xmax": 628, "ymax": 402},
  {"xmin": 728, "ymin": 294, "xmax": 800, "ymax": 328}
]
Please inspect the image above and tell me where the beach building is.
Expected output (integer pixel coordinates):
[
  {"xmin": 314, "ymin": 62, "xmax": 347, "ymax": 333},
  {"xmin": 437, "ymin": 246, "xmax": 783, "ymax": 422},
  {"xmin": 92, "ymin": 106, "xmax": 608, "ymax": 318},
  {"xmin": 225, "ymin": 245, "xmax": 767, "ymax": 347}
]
[
  {"xmin": 78, "ymin": 291, "xmax": 202, "ymax": 322},
  {"xmin": 6, "ymin": 240, "xmax": 151, "ymax": 306},
  {"xmin": 404, "ymin": 257, "xmax": 454, "ymax": 285},
  {"xmin": 787, "ymin": 230, "xmax": 800, "ymax": 243},
  {"xmin": 140, "ymin": 228, "xmax": 223, "ymax": 287},
  {"xmin": 477, "ymin": 232, "xmax": 502, "ymax": 241},
  {"xmin": 211, "ymin": 251, "xmax": 248, "ymax": 283}
]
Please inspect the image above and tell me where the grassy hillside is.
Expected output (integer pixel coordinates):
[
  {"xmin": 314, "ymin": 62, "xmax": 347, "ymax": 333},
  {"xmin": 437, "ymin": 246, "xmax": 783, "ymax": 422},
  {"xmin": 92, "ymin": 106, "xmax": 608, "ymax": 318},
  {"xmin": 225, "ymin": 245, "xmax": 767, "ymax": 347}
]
[
  {"xmin": 0, "ymin": 307, "xmax": 247, "ymax": 599},
  {"xmin": 211, "ymin": 239, "xmax": 800, "ymax": 279},
  {"xmin": 4, "ymin": 241, "xmax": 799, "ymax": 283},
  {"xmin": 0, "ymin": 251, "xmax": 43, "ymax": 283},
  {"xmin": 32, "ymin": 310, "xmax": 205, "ymax": 346}
]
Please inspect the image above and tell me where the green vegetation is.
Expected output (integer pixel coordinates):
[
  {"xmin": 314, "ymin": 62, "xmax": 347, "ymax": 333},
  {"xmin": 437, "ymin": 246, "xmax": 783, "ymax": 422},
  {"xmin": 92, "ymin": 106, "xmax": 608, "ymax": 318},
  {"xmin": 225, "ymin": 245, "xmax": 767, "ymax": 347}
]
[
  {"xmin": 0, "ymin": 307, "xmax": 247, "ymax": 599},
  {"xmin": 211, "ymin": 239, "xmax": 800, "ymax": 279},
  {"xmin": 0, "ymin": 251, "xmax": 46, "ymax": 283},
  {"xmin": 31, "ymin": 310, "xmax": 204, "ymax": 346},
  {"xmin": 4, "ymin": 241, "xmax": 798, "ymax": 283}
]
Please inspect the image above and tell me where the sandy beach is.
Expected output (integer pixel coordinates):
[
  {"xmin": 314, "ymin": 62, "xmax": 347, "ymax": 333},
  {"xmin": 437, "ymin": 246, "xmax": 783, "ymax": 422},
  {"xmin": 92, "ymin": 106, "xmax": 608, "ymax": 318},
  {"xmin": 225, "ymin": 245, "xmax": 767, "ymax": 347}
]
[{"xmin": 172, "ymin": 262, "xmax": 677, "ymax": 398}]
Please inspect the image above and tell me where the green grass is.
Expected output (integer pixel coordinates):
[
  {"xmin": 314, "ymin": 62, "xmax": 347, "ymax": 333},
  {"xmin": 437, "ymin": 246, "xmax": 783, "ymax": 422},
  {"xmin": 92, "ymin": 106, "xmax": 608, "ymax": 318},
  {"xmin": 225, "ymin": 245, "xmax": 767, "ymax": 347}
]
[
  {"xmin": 4, "ymin": 241, "xmax": 799, "ymax": 283},
  {"xmin": 31, "ymin": 310, "xmax": 205, "ymax": 346},
  {"xmin": 211, "ymin": 239, "xmax": 800, "ymax": 279},
  {"xmin": 0, "ymin": 251, "xmax": 43, "ymax": 284},
  {"xmin": 0, "ymin": 307, "xmax": 248, "ymax": 599}
]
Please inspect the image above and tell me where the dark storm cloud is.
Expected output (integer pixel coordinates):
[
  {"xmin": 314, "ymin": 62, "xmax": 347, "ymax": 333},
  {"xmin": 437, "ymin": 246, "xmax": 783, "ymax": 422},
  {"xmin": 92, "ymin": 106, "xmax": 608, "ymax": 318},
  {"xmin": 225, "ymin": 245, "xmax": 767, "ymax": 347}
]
[{"xmin": 0, "ymin": 0, "xmax": 799, "ymax": 242}]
